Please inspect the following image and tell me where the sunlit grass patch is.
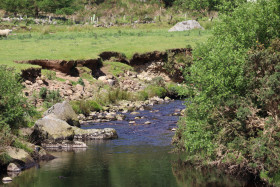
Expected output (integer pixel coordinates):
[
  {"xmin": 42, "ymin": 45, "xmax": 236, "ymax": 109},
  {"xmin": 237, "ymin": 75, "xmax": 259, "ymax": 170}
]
[{"xmin": 0, "ymin": 26, "xmax": 211, "ymax": 71}]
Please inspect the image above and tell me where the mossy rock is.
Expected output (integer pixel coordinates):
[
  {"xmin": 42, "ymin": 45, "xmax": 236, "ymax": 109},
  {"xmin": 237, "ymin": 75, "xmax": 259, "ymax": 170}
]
[{"xmin": 44, "ymin": 101, "xmax": 80, "ymax": 127}]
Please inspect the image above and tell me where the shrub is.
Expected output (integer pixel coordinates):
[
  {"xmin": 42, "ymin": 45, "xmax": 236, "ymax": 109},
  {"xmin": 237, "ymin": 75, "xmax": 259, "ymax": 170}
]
[
  {"xmin": 145, "ymin": 85, "xmax": 167, "ymax": 98},
  {"xmin": 0, "ymin": 124, "xmax": 14, "ymax": 150},
  {"xmin": 175, "ymin": 0, "xmax": 280, "ymax": 183},
  {"xmin": 0, "ymin": 66, "xmax": 36, "ymax": 130},
  {"xmin": 165, "ymin": 83, "xmax": 188, "ymax": 98},
  {"xmin": 137, "ymin": 90, "xmax": 149, "ymax": 101},
  {"xmin": 43, "ymin": 89, "xmax": 62, "ymax": 108},
  {"xmin": 71, "ymin": 100, "xmax": 102, "ymax": 116},
  {"xmin": 77, "ymin": 77, "xmax": 85, "ymax": 86},
  {"xmin": 150, "ymin": 77, "xmax": 165, "ymax": 87},
  {"xmin": 0, "ymin": 152, "xmax": 12, "ymax": 165},
  {"xmin": 39, "ymin": 87, "xmax": 48, "ymax": 99},
  {"xmin": 108, "ymin": 88, "xmax": 130, "ymax": 104}
]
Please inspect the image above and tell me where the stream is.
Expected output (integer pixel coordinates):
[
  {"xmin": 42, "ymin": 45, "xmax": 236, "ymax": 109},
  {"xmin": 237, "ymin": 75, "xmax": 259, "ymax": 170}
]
[{"xmin": 1, "ymin": 100, "xmax": 263, "ymax": 187}]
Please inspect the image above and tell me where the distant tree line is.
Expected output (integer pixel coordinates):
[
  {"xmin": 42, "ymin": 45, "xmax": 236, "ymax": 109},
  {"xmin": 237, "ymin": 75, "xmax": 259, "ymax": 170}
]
[
  {"xmin": 0, "ymin": 0, "xmax": 247, "ymax": 17},
  {"xmin": 162, "ymin": 0, "xmax": 246, "ymax": 11},
  {"xmin": 0, "ymin": 0, "xmax": 83, "ymax": 17}
]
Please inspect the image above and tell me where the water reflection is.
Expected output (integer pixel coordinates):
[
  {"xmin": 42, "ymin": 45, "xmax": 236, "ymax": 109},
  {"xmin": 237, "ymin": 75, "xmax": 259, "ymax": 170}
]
[{"xmin": 172, "ymin": 159, "xmax": 267, "ymax": 187}]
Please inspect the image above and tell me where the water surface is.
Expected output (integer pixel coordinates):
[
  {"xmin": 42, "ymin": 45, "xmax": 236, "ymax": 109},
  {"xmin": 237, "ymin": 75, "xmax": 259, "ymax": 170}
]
[{"xmin": 1, "ymin": 101, "xmax": 260, "ymax": 187}]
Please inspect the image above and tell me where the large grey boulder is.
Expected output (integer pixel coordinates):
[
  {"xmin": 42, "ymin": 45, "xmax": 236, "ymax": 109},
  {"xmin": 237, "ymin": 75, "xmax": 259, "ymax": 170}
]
[
  {"xmin": 32, "ymin": 114, "xmax": 118, "ymax": 147},
  {"xmin": 32, "ymin": 114, "xmax": 76, "ymax": 144},
  {"xmin": 44, "ymin": 101, "xmax": 80, "ymax": 127},
  {"xmin": 168, "ymin": 20, "xmax": 204, "ymax": 32}
]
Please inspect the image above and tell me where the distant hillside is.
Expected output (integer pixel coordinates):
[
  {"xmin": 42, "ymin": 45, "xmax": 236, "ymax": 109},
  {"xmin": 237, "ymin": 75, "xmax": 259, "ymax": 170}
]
[
  {"xmin": 0, "ymin": 0, "xmax": 229, "ymax": 24},
  {"xmin": 76, "ymin": 0, "xmax": 164, "ymax": 24}
]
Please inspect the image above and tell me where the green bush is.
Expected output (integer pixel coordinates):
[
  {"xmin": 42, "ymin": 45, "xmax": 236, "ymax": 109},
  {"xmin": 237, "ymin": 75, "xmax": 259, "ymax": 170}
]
[
  {"xmin": 0, "ymin": 124, "xmax": 14, "ymax": 150},
  {"xmin": 137, "ymin": 90, "xmax": 149, "ymax": 101},
  {"xmin": 175, "ymin": 0, "xmax": 280, "ymax": 183},
  {"xmin": 71, "ymin": 100, "xmax": 102, "ymax": 116},
  {"xmin": 43, "ymin": 89, "xmax": 62, "ymax": 108},
  {"xmin": 0, "ymin": 152, "xmax": 12, "ymax": 165},
  {"xmin": 77, "ymin": 77, "xmax": 85, "ymax": 86},
  {"xmin": 145, "ymin": 85, "xmax": 167, "ymax": 98},
  {"xmin": 151, "ymin": 77, "xmax": 165, "ymax": 87},
  {"xmin": 39, "ymin": 87, "xmax": 48, "ymax": 99},
  {"xmin": 165, "ymin": 83, "xmax": 189, "ymax": 98},
  {"xmin": 0, "ymin": 66, "xmax": 36, "ymax": 130},
  {"xmin": 108, "ymin": 88, "xmax": 131, "ymax": 104}
]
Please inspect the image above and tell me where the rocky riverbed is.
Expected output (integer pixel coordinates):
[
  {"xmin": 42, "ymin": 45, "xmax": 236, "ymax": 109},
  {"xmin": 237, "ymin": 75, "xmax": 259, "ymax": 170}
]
[{"xmin": 77, "ymin": 96, "xmax": 185, "ymax": 124}]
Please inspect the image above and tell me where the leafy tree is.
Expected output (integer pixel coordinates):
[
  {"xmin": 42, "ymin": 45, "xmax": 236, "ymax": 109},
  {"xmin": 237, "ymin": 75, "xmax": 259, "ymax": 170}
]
[
  {"xmin": 38, "ymin": 0, "xmax": 79, "ymax": 15},
  {"xmin": 1, "ymin": 0, "xmax": 29, "ymax": 16},
  {"xmin": 175, "ymin": 0, "xmax": 280, "ymax": 183},
  {"xmin": 1, "ymin": 0, "xmax": 80, "ymax": 16}
]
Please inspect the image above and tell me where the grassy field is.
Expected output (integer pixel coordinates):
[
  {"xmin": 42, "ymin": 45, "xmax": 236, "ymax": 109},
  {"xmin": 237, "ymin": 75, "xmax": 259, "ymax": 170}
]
[{"xmin": 0, "ymin": 24, "xmax": 211, "ymax": 70}]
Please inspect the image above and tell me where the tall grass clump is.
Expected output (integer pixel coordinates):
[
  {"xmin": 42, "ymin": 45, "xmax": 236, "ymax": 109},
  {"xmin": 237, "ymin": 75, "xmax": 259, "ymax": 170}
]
[
  {"xmin": 107, "ymin": 88, "xmax": 131, "ymax": 104},
  {"xmin": 175, "ymin": 0, "xmax": 280, "ymax": 184},
  {"xmin": 70, "ymin": 100, "xmax": 102, "ymax": 116}
]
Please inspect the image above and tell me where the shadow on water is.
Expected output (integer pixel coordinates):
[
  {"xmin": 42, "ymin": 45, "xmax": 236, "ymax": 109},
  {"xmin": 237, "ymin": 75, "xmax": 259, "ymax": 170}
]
[
  {"xmin": 0, "ymin": 100, "xmax": 267, "ymax": 187},
  {"xmin": 171, "ymin": 159, "xmax": 267, "ymax": 187}
]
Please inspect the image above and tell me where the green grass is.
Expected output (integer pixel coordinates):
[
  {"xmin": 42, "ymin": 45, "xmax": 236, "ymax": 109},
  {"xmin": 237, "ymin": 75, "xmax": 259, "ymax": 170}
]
[
  {"xmin": 0, "ymin": 25, "xmax": 211, "ymax": 71},
  {"xmin": 70, "ymin": 100, "xmax": 102, "ymax": 116},
  {"xmin": 78, "ymin": 67, "xmax": 95, "ymax": 82},
  {"xmin": 103, "ymin": 61, "xmax": 134, "ymax": 76}
]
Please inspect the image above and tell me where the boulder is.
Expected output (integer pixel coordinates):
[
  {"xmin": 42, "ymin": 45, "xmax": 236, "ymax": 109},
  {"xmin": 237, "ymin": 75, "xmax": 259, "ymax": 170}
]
[
  {"xmin": 168, "ymin": 20, "xmax": 204, "ymax": 32},
  {"xmin": 6, "ymin": 147, "xmax": 35, "ymax": 168},
  {"xmin": 98, "ymin": 76, "xmax": 107, "ymax": 81},
  {"xmin": 107, "ymin": 79, "xmax": 116, "ymax": 86},
  {"xmin": 32, "ymin": 146, "xmax": 55, "ymax": 161},
  {"xmin": 32, "ymin": 114, "xmax": 75, "ymax": 144},
  {"xmin": 2, "ymin": 177, "xmax": 12, "ymax": 182},
  {"xmin": 43, "ymin": 101, "xmax": 80, "ymax": 127},
  {"xmin": 32, "ymin": 114, "xmax": 118, "ymax": 146},
  {"xmin": 105, "ymin": 113, "xmax": 117, "ymax": 121},
  {"xmin": 7, "ymin": 163, "xmax": 21, "ymax": 172},
  {"xmin": 19, "ymin": 127, "xmax": 34, "ymax": 137},
  {"xmin": 130, "ymin": 112, "xmax": 140, "ymax": 115}
]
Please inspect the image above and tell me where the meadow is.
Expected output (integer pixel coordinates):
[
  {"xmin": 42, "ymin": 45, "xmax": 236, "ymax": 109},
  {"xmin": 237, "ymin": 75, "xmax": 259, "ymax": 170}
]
[{"xmin": 0, "ymin": 24, "xmax": 211, "ymax": 70}]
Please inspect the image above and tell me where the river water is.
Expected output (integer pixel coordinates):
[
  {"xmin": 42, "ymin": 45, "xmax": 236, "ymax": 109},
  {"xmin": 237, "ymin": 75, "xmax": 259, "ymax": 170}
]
[{"xmin": 1, "ymin": 100, "xmax": 262, "ymax": 187}]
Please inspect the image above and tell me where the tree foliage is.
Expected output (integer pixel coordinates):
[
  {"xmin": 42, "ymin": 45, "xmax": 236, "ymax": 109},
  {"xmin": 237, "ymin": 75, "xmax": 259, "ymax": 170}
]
[
  {"xmin": 1, "ymin": 0, "xmax": 80, "ymax": 16},
  {"xmin": 175, "ymin": 0, "xmax": 280, "ymax": 183},
  {"xmin": 0, "ymin": 66, "xmax": 35, "ymax": 130}
]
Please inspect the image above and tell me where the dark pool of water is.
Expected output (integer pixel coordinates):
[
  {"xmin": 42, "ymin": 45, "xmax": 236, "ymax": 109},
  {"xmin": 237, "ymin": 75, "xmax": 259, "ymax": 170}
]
[{"xmin": 0, "ymin": 100, "xmax": 264, "ymax": 187}]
